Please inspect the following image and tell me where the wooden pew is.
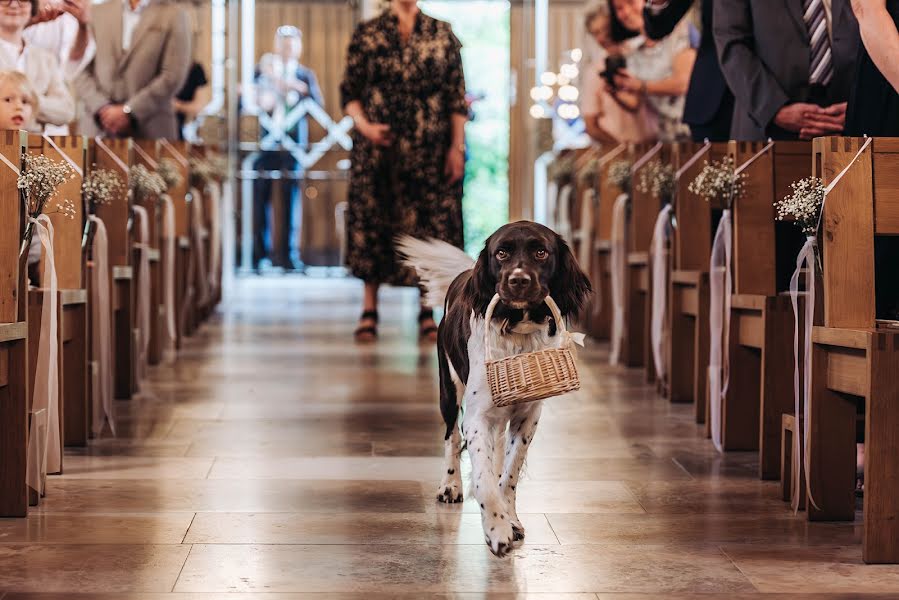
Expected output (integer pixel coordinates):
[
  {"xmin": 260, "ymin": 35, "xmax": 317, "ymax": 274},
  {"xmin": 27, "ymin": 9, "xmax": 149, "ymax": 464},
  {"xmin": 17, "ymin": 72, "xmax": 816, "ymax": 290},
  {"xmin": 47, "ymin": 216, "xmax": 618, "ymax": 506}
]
[
  {"xmin": 132, "ymin": 140, "xmax": 164, "ymax": 365},
  {"xmin": 806, "ymin": 136, "xmax": 899, "ymax": 563},
  {"xmin": 0, "ymin": 131, "xmax": 28, "ymax": 517},
  {"xmin": 158, "ymin": 140, "xmax": 193, "ymax": 346},
  {"xmin": 589, "ymin": 143, "xmax": 632, "ymax": 342},
  {"xmin": 668, "ymin": 142, "xmax": 729, "ymax": 425},
  {"xmin": 29, "ymin": 135, "xmax": 89, "ymax": 452},
  {"xmin": 90, "ymin": 138, "xmax": 135, "ymax": 400},
  {"xmin": 725, "ymin": 141, "xmax": 811, "ymax": 469},
  {"xmin": 188, "ymin": 144, "xmax": 213, "ymax": 326}
]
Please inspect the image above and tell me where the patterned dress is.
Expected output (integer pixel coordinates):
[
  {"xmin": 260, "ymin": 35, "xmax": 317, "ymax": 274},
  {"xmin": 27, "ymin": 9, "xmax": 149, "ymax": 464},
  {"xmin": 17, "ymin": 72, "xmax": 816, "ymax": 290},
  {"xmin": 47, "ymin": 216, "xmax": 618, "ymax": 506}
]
[{"xmin": 340, "ymin": 11, "xmax": 467, "ymax": 286}]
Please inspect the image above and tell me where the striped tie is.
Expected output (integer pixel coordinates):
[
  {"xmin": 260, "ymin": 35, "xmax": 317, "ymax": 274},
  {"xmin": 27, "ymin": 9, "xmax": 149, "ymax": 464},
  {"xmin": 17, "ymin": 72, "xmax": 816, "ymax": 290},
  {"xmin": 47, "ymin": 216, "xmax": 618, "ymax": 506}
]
[{"xmin": 804, "ymin": 0, "xmax": 833, "ymax": 85}]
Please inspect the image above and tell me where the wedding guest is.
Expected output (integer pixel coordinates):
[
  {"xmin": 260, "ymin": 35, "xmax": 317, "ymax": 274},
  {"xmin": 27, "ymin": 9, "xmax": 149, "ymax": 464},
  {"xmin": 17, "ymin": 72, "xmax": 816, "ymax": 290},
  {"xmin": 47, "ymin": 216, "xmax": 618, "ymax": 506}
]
[
  {"xmin": 845, "ymin": 0, "xmax": 899, "ymax": 135},
  {"xmin": 715, "ymin": 0, "xmax": 860, "ymax": 140},
  {"xmin": 643, "ymin": 0, "xmax": 733, "ymax": 140},
  {"xmin": 0, "ymin": 69, "xmax": 36, "ymax": 130},
  {"xmin": 174, "ymin": 61, "xmax": 207, "ymax": 140},
  {"xmin": 580, "ymin": 3, "xmax": 658, "ymax": 143},
  {"xmin": 340, "ymin": 0, "xmax": 467, "ymax": 342},
  {"xmin": 608, "ymin": 0, "xmax": 696, "ymax": 141},
  {"xmin": 74, "ymin": 0, "xmax": 191, "ymax": 139},
  {"xmin": 0, "ymin": 0, "xmax": 74, "ymax": 130}
]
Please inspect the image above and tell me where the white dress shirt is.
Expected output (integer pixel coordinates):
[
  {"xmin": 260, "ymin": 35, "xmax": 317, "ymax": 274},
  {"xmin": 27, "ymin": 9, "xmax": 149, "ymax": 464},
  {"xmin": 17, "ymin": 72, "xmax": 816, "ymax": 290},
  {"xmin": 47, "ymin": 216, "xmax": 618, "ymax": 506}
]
[
  {"xmin": 123, "ymin": 0, "xmax": 153, "ymax": 51},
  {"xmin": 0, "ymin": 37, "xmax": 75, "ymax": 131}
]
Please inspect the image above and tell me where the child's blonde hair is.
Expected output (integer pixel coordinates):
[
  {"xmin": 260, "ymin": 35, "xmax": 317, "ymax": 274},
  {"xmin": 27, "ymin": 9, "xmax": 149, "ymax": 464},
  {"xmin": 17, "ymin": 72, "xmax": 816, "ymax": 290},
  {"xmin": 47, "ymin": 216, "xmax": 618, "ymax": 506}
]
[{"xmin": 0, "ymin": 70, "xmax": 39, "ymax": 112}]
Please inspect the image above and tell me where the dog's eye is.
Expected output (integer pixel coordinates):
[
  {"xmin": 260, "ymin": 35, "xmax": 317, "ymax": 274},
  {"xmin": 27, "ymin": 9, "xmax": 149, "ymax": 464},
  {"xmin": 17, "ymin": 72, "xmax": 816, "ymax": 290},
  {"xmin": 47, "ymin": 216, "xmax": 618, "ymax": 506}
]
[
  {"xmin": 496, "ymin": 249, "xmax": 509, "ymax": 261},
  {"xmin": 535, "ymin": 249, "xmax": 548, "ymax": 260}
]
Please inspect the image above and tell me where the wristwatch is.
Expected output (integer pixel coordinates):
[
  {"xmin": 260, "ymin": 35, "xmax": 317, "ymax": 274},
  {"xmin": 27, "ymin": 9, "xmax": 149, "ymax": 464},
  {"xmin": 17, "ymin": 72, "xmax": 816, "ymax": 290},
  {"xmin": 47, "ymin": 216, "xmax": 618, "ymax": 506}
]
[{"xmin": 122, "ymin": 104, "xmax": 133, "ymax": 115}]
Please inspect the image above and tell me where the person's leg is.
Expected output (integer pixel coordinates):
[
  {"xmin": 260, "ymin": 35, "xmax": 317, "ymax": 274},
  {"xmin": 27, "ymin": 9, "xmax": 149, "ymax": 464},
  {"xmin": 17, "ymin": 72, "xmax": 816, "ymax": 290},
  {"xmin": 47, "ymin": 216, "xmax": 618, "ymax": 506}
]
[
  {"xmin": 277, "ymin": 153, "xmax": 298, "ymax": 269},
  {"xmin": 355, "ymin": 281, "xmax": 380, "ymax": 342}
]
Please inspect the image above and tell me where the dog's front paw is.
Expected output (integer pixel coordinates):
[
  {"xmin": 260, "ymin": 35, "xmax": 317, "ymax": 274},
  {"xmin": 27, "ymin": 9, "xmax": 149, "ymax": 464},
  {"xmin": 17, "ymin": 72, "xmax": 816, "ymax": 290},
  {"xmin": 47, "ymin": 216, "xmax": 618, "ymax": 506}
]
[
  {"xmin": 436, "ymin": 473, "xmax": 463, "ymax": 503},
  {"xmin": 482, "ymin": 509, "xmax": 515, "ymax": 557}
]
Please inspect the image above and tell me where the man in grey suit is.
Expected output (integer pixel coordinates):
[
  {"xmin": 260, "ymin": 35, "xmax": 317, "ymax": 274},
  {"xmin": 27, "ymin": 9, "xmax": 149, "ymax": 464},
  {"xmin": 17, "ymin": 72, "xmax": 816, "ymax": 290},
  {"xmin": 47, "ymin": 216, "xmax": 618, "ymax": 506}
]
[
  {"xmin": 75, "ymin": 0, "xmax": 191, "ymax": 139},
  {"xmin": 714, "ymin": 0, "xmax": 860, "ymax": 140}
]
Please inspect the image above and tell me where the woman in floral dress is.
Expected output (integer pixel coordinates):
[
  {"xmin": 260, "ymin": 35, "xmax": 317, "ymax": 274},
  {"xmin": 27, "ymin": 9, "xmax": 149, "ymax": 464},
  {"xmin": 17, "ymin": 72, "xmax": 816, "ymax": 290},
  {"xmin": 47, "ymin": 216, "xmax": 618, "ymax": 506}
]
[{"xmin": 340, "ymin": 0, "xmax": 468, "ymax": 342}]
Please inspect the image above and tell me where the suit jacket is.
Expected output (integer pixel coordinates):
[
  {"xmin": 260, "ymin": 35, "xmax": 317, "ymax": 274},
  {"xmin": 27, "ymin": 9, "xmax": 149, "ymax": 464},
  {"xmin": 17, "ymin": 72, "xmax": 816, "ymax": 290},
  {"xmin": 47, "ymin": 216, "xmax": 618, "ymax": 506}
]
[
  {"xmin": 74, "ymin": 0, "xmax": 191, "ymax": 139},
  {"xmin": 714, "ymin": 0, "xmax": 860, "ymax": 140},
  {"xmin": 645, "ymin": 0, "xmax": 732, "ymax": 137}
]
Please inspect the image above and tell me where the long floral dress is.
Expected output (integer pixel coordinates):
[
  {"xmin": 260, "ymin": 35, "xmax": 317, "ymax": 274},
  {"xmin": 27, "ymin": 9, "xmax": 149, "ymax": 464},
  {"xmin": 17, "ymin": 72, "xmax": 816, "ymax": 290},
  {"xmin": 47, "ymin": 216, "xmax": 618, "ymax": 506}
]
[{"xmin": 340, "ymin": 11, "xmax": 467, "ymax": 286}]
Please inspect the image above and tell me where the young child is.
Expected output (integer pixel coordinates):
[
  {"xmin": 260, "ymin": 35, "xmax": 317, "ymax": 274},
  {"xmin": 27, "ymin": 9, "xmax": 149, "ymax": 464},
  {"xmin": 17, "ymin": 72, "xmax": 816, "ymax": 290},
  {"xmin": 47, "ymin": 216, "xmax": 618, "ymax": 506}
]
[{"xmin": 0, "ymin": 0, "xmax": 74, "ymax": 130}]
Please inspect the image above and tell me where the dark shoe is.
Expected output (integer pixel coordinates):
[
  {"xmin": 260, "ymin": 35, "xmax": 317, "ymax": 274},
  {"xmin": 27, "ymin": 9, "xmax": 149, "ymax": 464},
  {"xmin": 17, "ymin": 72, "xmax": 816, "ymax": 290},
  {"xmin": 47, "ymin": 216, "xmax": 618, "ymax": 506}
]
[
  {"xmin": 418, "ymin": 308, "xmax": 438, "ymax": 342},
  {"xmin": 354, "ymin": 310, "xmax": 379, "ymax": 343}
]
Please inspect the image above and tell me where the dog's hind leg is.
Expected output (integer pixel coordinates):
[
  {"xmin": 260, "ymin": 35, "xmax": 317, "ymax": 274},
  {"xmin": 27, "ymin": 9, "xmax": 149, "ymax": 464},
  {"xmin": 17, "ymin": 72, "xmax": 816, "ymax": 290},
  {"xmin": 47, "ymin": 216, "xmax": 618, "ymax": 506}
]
[
  {"xmin": 436, "ymin": 352, "xmax": 464, "ymax": 503},
  {"xmin": 500, "ymin": 402, "xmax": 543, "ymax": 545}
]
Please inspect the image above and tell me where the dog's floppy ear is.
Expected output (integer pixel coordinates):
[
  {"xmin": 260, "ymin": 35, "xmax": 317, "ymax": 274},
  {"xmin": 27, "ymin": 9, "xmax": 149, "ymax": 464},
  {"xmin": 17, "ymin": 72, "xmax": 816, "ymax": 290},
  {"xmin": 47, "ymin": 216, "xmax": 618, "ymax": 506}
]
[
  {"xmin": 467, "ymin": 238, "xmax": 497, "ymax": 315},
  {"xmin": 550, "ymin": 234, "xmax": 593, "ymax": 317}
]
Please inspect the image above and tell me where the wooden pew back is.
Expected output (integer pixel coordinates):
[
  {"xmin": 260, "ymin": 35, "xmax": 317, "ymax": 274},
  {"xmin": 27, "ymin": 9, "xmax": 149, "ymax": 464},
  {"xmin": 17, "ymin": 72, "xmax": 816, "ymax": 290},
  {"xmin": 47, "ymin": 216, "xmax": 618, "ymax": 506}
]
[
  {"xmin": 0, "ymin": 131, "xmax": 24, "ymax": 323},
  {"xmin": 672, "ymin": 142, "xmax": 729, "ymax": 272},
  {"xmin": 89, "ymin": 138, "xmax": 133, "ymax": 267},
  {"xmin": 159, "ymin": 140, "xmax": 192, "ymax": 238},
  {"xmin": 595, "ymin": 143, "xmax": 634, "ymax": 241}
]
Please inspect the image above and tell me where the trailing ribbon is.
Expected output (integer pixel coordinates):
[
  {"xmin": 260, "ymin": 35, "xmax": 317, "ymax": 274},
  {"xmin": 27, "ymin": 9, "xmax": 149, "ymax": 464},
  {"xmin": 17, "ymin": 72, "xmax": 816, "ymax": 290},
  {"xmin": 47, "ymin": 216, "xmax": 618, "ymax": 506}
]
[
  {"xmin": 650, "ymin": 203, "xmax": 673, "ymax": 381},
  {"xmin": 708, "ymin": 209, "xmax": 732, "ymax": 452},
  {"xmin": 189, "ymin": 187, "xmax": 210, "ymax": 307},
  {"xmin": 577, "ymin": 188, "xmax": 595, "ymax": 270},
  {"xmin": 556, "ymin": 184, "xmax": 573, "ymax": 240},
  {"xmin": 609, "ymin": 193, "xmax": 629, "ymax": 365},
  {"xmin": 25, "ymin": 215, "xmax": 59, "ymax": 494},
  {"xmin": 87, "ymin": 216, "xmax": 114, "ymax": 436},
  {"xmin": 160, "ymin": 194, "xmax": 177, "ymax": 347},
  {"xmin": 788, "ymin": 136, "xmax": 872, "ymax": 511},
  {"xmin": 206, "ymin": 181, "xmax": 222, "ymax": 297},
  {"xmin": 132, "ymin": 206, "xmax": 151, "ymax": 380}
]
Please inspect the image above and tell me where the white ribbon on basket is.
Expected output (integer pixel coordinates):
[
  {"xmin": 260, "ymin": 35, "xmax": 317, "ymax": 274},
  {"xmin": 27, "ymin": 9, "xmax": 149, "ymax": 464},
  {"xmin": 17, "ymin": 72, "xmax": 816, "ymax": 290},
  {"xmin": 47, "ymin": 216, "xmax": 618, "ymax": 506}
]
[
  {"xmin": 609, "ymin": 192, "xmax": 629, "ymax": 365},
  {"xmin": 649, "ymin": 203, "xmax": 673, "ymax": 381},
  {"xmin": 788, "ymin": 136, "xmax": 873, "ymax": 512},
  {"xmin": 87, "ymin": 216, "xmax": 114, "ymax": 436},
  {"xmin": 25, "ymin": 215, "xmax": 59, "ymax": 494},
  {"xmin": 132, "ymin": 205, "xmax": 151, "ymax": 378},
  {"xmin": 160, "ymin": 193, "xmax": 177, "ymax": 347},
  {"xmin": 206, "ymin": 181, "xmax": 222, "ymax": 296},
  {"xmin": 189, "ymin": 187, "xmax": 210, "ymax": 307},
  {"xmin": 708, "ymin": 208, "xmax": 732, "ymax": 452}
]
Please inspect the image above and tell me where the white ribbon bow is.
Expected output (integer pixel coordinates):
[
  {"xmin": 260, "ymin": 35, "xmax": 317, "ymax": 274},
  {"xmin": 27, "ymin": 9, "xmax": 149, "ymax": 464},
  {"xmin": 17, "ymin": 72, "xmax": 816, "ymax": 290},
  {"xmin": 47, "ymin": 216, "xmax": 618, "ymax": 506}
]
[
  {"xmin": 650, "ymin": 203, "xmax": 673, "ymax": 381},
  {"xmin": 708, "ymin": 209, "xmax": 733, "ymax": 453},
  {"xmin": 87, "ymin": 216, "xmax": 115, "ymax": 436},
  {"xmin": 609, "ymin": 192, "xmax": 629, "ymax": 365}
]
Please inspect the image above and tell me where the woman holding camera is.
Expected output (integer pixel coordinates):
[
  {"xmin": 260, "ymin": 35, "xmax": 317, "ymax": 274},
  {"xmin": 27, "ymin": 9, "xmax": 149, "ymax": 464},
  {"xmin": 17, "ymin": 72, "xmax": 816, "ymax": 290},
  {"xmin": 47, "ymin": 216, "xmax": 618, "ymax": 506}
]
[{"xmin": 606, "ymin": 0, "xmax": 696, "ymax": 142}]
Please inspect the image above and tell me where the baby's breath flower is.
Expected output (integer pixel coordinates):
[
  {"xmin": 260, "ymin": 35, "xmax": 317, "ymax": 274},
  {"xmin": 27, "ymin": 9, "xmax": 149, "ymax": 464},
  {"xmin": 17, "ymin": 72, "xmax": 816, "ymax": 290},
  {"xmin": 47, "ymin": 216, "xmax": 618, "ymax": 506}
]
[
  {"xmin": 547, "ymin": 153, "xmax": 577, "ymax": 184},
  {"xmin": 636, "ymin": 159, "xmax": 676, "ymax": 200},
  {"xmin": 775, "ymin": 177, "xmax": 825, "ymax": 236},
  {"xmin": 157, "ymin": 158, "xmax": 183, "ymax": 190},
  {"xmin": 130, "ymin": 164, "xmax": 167, "ymax": 201},
  {"xmin": 18, "ymin": 153, "xmax": 76, "ymax": 219},
  {"xmin": 577, "ymin": 157, "xmax": 600, "ymax": 187},
  {"xmin": 688, "ymin": 156, "xmax": 745, "ymax": 205},
  {"xmin": 607, "ymin": 160, "xmax": 633, "ymax": 193},
  {"xmin": 82, "ymin": 167, "xmax": 124, "ymax": 208}
]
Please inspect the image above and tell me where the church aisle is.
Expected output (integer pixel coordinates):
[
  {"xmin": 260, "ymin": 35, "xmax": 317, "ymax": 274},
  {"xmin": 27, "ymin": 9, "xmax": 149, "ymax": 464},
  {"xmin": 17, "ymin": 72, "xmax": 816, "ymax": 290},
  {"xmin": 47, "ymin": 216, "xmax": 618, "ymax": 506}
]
[{"xmin": 0, "ymin": 278, "xmax": 898, "ymax": 597}]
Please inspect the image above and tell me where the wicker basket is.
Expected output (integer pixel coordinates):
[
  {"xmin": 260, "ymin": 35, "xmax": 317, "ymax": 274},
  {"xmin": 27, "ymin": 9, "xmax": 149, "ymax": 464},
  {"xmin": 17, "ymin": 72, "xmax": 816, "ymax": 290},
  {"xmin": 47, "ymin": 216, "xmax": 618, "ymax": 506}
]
[{"xmin": 485, "ymin": 294, "xmax": 581, "ymax": 407}]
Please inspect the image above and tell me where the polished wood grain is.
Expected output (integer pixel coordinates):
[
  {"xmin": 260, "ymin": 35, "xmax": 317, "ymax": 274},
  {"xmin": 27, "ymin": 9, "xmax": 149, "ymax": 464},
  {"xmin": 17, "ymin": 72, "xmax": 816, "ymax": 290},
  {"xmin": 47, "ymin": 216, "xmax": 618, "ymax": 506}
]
[{"xmin": 2, "ymin": 278, "xmax": 898, "ymax": 592}]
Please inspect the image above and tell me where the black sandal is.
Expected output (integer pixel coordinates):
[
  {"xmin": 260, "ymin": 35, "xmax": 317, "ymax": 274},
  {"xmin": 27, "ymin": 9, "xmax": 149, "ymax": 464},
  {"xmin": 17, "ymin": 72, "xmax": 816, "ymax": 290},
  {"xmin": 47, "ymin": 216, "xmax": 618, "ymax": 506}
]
[
  {"xmin": 354, "ymin": 310, "xmax": 379, "ymax": 342},
  {"xmin": 418, "ymin": 308, "xmax": 438, "ymax": 342}
]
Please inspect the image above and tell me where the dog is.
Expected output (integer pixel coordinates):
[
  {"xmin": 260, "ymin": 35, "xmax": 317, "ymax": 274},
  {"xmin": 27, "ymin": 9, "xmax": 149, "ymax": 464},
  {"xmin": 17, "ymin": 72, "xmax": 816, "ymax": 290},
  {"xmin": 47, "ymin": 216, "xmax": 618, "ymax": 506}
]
[{"xmin": 398, "ymin": 221, "xmax": 591, "ymax": 557}]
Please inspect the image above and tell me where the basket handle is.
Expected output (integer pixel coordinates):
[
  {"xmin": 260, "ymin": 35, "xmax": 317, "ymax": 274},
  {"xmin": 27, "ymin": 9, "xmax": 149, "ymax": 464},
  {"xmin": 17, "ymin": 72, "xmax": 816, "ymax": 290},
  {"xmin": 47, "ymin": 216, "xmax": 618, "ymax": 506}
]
[{"xmin": 483, "ymin": 293, "xmax": 568, "ymax": 362}]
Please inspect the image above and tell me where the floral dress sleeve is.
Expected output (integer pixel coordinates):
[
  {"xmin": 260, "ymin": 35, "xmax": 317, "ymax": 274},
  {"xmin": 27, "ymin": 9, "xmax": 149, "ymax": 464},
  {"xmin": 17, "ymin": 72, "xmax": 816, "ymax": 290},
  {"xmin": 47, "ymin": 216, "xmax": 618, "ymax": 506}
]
[
  {"xmin": 340, "ymin": 25, "xmax": 367, "ymax": 110},
  {"xmin": 443, "ymin": 28, "xmax": 468, "ymax": 117}
]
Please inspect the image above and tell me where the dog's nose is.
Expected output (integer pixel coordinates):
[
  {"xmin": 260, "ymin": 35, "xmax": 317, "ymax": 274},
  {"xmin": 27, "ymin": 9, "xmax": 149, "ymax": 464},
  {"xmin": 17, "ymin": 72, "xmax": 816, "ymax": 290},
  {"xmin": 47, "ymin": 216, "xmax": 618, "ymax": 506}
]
[{"xmin": 508, "ymin": 268, "xmax": 531, "ymax": 289}]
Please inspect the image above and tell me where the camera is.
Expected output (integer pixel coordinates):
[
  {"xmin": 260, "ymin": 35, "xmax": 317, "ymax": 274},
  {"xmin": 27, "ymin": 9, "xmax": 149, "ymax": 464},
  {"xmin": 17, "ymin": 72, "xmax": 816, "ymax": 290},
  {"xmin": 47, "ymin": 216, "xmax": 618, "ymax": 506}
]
[{"xmin": 600, "ymin": 54, "xmax": 626, "ymax": 87}]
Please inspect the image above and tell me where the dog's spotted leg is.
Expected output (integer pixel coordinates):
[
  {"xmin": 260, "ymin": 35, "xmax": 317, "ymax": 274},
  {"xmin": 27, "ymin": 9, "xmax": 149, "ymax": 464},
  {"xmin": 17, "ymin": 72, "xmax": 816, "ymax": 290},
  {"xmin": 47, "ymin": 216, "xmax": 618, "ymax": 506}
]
[
  {"xmin": 437, "ymin": 424, "xmax": 463, "ymax": 503},
  {"xmin": 463, "ymin": 406, "xmax": 515, "ymax": 557},
  {"xmin": 499, "ymin": 402, "xmax": 543, "ymax": 546}
]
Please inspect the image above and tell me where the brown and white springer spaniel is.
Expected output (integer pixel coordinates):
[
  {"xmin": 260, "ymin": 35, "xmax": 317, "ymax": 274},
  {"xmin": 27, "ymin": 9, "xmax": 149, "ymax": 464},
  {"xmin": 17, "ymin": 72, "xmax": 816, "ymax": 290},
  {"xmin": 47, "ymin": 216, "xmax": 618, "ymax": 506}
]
[{"xmin": 399, "ymin": 221, "xmax": 591, "ymax": 557}]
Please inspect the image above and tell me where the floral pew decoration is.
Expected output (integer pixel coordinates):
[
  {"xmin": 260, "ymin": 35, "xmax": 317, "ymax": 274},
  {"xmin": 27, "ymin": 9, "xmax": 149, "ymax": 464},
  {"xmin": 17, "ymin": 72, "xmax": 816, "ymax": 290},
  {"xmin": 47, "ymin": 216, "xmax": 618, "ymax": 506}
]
[
  {"xmin": 688, "ymin": 155, "xmax": 746, "ymax": 452},
  {"xmin": 18, "ymin": 153, "xmax": 75, "ymax": 499},
  {"xmin": 189, "ymin": 154, "xmax": 226, "ymax": 303}
]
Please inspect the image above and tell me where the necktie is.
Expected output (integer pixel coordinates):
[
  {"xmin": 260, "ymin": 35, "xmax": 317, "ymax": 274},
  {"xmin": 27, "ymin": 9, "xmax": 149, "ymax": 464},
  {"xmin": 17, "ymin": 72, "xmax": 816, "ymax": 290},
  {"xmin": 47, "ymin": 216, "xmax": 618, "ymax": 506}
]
[{"xmin": 804, "ymin": 0, "xmax": 833, "ymax": 85}]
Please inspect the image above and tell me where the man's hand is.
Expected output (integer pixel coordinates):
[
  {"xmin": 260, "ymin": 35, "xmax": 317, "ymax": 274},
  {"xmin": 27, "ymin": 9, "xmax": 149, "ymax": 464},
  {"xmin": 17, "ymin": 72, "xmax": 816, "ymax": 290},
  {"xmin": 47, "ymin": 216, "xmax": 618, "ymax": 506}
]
[
  {"xmin": 357, "ymin": 119, "xmax": 393, "ymax": 147},
  {"xmin": 774, "ymin": 102, "xmax": 846, "ymax": 139},
  {"xmin": 63, "ymin": 0, "xmax": 91, "ymax": 25},
  {"xmin": 444, "ymin": 146, "xmax": 465, "ymax": 184},
  {"xmin": 98, "ymin": 104, "xmax": 131, "ymax": 136}
]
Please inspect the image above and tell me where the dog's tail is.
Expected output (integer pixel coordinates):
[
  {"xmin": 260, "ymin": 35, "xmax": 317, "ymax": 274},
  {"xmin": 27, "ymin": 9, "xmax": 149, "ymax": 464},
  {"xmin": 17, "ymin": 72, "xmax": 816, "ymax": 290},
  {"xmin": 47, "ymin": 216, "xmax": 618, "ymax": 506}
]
[{"xmin": 396, "ymin": 236, "xmax": 475, "ymax": 308}]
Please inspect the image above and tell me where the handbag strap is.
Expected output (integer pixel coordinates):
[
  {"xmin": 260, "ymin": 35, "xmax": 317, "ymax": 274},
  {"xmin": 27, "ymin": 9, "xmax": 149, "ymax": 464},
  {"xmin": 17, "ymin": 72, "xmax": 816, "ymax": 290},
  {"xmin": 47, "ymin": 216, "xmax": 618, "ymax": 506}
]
[{"xmin": 483, "ymin": 293, "xmax": 567, "ymax": 362}]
